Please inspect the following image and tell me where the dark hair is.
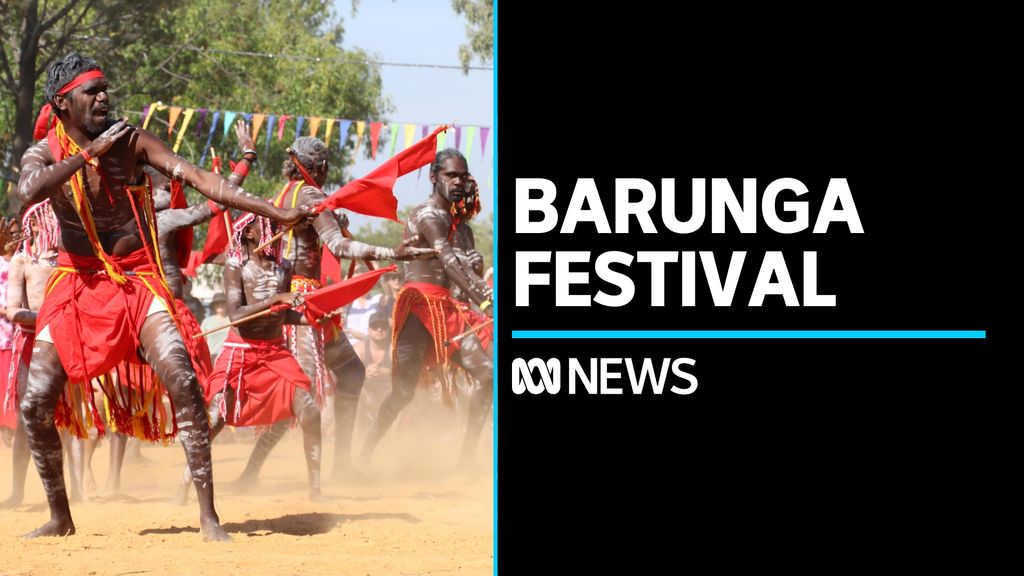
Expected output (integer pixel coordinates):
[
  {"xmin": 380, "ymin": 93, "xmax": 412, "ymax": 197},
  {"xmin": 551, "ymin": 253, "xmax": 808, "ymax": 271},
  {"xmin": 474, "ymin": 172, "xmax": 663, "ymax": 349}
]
[
  {"xmin": 430, "ymin": 148, "xmax": 467, "ymax": 176},
  {"xmin": 283, "ymin": 137, "xmax": 328, "ymax": 181},
  {"xmin": 44, "ymin": 53, "xmax": 100, "ymax": 108},
  {"xmin": 369, "ymin": 311, "xmax": 389, "ymax": 328}
]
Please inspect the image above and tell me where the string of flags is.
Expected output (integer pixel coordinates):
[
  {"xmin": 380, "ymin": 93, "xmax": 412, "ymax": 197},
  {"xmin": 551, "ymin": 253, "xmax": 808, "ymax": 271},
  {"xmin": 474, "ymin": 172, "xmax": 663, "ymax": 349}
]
[{"xmin": 140, "ymin": 102, "xmax": 492, "ymax": 168}]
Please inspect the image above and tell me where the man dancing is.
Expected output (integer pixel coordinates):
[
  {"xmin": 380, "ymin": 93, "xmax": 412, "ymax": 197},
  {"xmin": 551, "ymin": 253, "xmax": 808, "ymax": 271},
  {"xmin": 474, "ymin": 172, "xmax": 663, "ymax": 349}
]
[
  {"xmin": 175, "ymin": 213, "xmax": 322, "ymax": 502},
  {"xmin": 360, "ymin": 149, "xmax": 493, "ymax": 470},
  {"xmin": 16, "ymin": 53, "xmax": 307, "ymax": 540},
  {"xmin": 234, "ymin": 136, "xmax": 433, "ymax": 486}
]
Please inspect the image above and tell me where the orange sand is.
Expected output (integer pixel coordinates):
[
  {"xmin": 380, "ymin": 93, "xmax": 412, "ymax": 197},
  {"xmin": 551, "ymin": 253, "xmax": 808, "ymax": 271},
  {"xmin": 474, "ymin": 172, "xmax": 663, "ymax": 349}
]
[{"xmin": 0, "ymin": 379, "xmax": 493, "ymax": 575}]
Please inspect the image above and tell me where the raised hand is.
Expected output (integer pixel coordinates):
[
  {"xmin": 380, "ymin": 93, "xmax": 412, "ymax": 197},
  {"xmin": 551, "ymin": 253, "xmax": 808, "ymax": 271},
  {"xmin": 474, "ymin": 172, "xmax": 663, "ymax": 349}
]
[
  {"xmin": 87, "ymin": 118, "xmax": 132, "ymax": 158},
  {"xmin": 234, "ymin": 120, "xmax": 255, "ymax": 156},
  {"xmin": 274, "ymin": 292, "xmax": 304, "ymax": 308}
]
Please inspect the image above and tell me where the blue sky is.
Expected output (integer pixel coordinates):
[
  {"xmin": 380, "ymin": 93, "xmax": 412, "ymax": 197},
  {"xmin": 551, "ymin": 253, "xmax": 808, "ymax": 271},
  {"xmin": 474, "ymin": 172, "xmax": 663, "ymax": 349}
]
[{"xmin": 336, "ymin": 0, "xmax": 494, "ymax": 228}]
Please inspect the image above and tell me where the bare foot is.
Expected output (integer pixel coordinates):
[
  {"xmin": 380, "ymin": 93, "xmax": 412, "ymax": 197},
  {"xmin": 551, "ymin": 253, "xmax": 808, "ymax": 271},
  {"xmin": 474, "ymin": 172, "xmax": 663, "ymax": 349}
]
[
  {"xmin": 309, "ymin": 489, "xmax": 332, "ymax": 503},
  {"xmin": 23, "ymin": 517, "xmax": 76, "ymax": 538},
  {"xmin": 0, "ymin": 493, "xmax": 25, "ymax": 509},
  {"xmin": 200, "ymin": 515, "xmax": 232, "ymax": 542}
]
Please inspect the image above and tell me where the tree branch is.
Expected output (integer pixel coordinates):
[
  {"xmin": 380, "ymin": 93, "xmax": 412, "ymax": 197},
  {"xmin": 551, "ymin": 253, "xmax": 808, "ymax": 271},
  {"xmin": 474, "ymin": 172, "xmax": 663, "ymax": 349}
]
[
  {"xmin": 0, "ymin": 41, "xmax": 16, "ymax": 94},
  {"xmin": 35, "ymin": 0, "xmax": 95, "ymax": 76},
  {"xmin": 36, "ymin": 0, "xmax": 91, "ymax": 38}
]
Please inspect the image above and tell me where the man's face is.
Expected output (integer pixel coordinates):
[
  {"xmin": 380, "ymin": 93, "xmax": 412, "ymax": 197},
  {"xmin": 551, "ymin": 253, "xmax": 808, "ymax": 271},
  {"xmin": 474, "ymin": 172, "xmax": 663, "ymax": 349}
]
[
  {"xmin": 56, "ymin": 76, "xmax": 110, "ymax": 136},
  {"xmin": 431, "ymin": 157, "xmax": 470, "ymax": 203}
]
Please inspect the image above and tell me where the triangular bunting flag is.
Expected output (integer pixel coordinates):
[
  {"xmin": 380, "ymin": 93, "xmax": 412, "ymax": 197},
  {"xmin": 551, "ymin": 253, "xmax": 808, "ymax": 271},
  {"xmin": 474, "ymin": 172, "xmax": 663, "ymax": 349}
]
[
  {"xmin": 454, "ymin": 125, "xmax": 462, "ymax": 151},
  {"xmin": 388, "ymin": 123, "xmax": 400, "ymax": 157},
  {"xmin": 199, "ymin": 110, "xmax": 221, "ymax": 166},
  {"xmin": 277, "ymin": 115, "xmax": 290, "ymax": 141},
  {"xmin": 338, "ymin": 119, "xmax": 353, "ymax": 150},
  {"xmin": 369, "ymin": 122, "xmax": 382, "ymax": 160},
  {"xmin": 464, "ymin": 125, "xmax": 477, "ymax": 162},
  {"xmin": 252, "ymin": 113, "xmax": 266, "ymax": 143},
  {"xmin": 404, "ymin": 123, "xmax": 417, "ymax": 149},
  {"xmin": 194, "ymin": 108, "xmax": 208, "ymax": 138},
  {"xmin": 437, "ymin": 126, "xmax": 447, "ymax": 151},
  {"xmin": 142, "ymin": 102, "xmax": 163, "ymax": 130},
  {"xmin": 309, "ymin": 117, "xmax": 322, "ymax": 138},
  {"xmin": 222, "ymin": 111, "xmax": 238, "ymax": 139},
  {"xmin": 354, "ymin": 121, "xmax": 366, "ymax": 158},
  {"xmin": 167, "ymin": 106, "xmax": 183, "ymax": 140},
  {"xmin": 323, "ymin": 118, "xmax": 334, "ymax": 146},
  {"xmin": 294, "ymin": 116, "xmax": 306, "ymax": 141},
  {"xmin": 173, "ymin": 108, "xmax": 195, "ymax": 153},
  {"xmin": 480, "ymin": 126, "xmax": 490, "ymax": 156}
]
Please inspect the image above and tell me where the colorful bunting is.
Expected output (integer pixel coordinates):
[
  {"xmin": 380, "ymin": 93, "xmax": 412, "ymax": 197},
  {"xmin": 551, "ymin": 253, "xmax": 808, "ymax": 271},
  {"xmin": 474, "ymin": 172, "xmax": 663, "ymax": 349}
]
[
  {"xmin": 369, "ymin": 122, "xmax": 382, "ymax": 160},
  {"xmin": 173, "ymin": 108, "xmax": 195, "ymax": 153},
  {"xmin": 277, "ymin": 115, "xmax": 290, "ymax": 141},
  {"xmin": 294, "ymin": 116, "xmax": 306, "ymax": 141},
  {"xmin": 309, "ymin": 117, "xmax": 322, "ymax": 138},
  {"xmin": 338, "ymin": 119, "xmax": 353, "ymax": 150},
  {"xmin": 464, "ymin": 125, "xmax": 477, "ymax": 161},
  {"xmin": 252, "ymin": 113, "xmax": 266, "ymax": 143},
  {"xmin": 323, "ymin": 118, "xmax": 334, "ymax": 145},
  {"xmin": 387, "ymin": 123, "xmax": 400, "ymax": 157},
  {"xmin": 404, "ymin": 123, "xmax": 417, "ymax": 149},
  {"xmin": 480, "ymin": 126, "xmax": 490, "ymax": 156},
  {"xmin": 167, "ymin": 106, "xmax": 183, "ymax": 140}
]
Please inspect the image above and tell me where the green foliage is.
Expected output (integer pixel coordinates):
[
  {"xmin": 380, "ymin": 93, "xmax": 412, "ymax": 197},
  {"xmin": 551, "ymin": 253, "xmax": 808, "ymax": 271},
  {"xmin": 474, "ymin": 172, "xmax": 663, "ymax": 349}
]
[{"xmin": 451, "ymin": 0, "xmax": 493, "ymax": 73}]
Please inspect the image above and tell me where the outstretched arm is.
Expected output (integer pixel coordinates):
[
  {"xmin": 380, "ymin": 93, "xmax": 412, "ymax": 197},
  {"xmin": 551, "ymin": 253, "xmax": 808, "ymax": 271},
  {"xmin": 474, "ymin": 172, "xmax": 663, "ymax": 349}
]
[
  {"xmin": 158, "ymin": 202, "xmax": 218, "ymax": 235},
  {"xmin": 300, "ymin": 186, "xmax": 435, "ymax": 261},
  {"xmin": 137, "ymin": 129, "xmax": 307, "ymax": 227},
  {"xmin": 415, "ymin": 210, "xmax": 493, "ymax": 308}
]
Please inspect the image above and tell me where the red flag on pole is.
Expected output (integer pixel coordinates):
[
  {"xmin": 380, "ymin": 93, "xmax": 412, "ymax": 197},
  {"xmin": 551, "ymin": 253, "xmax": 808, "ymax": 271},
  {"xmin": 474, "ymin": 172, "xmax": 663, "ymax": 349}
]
[
  {"xmin": 300, "ymin": 265, "xmax": 396, "ymax": 323},
  {"xmin": 196, "ymin": 153, "xmax": 232, "ymax": 267},
  {"xmin": 315, "ymin": 124, "xmax": 448, "ymax": 221},
  {"xmin": 320, "ymin": 244, "xmax": 341, "ymax": 285}
]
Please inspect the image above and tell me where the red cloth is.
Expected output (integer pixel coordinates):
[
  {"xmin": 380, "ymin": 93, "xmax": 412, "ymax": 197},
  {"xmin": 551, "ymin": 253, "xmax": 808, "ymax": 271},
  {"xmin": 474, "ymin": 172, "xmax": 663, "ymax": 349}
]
[
  {"xmin": 174, "ymin": 298, "xmax": 212, "ymax": 387},
  {"xmin": 316, "ymin": 125, "xmax": 446, "ymax": 221},
  {"xmin": 36, "ymin": 248, "xmax": 170, "ymax": 383},
  {"xmin": 455, "ymin": 301, "xmax": 493, "ymax": 352},
  {"xmin": 392, "ymin": 282, "xmax": 471, "ymax": 367},
  {"xmin": 205, "ymin": 330, "xmax": 311, "ymax": 427},
  {"xmin": 169, "ymin": 180, "xmax": 193, "ymax": 268},
  {"xmin": 300, "ymin": 265, "xmax": 395, "ymax": 325},
  {"xmin": 0, "ymin": 349, "xmax": 14, "ymax": 429}
]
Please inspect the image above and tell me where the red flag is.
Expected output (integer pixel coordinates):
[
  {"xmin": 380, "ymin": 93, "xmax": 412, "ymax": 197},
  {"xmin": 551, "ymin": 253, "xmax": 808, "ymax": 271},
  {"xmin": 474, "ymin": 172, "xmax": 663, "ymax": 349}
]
[
  {"xmin": 182, "ymin": 250, "xmax": 203, "ymax": 277},
  {"xmin": 169, "ymin": 180, "xmax": 193, "ymax": 268},
  {"xmin": 196, "ymin": 155, "xmax": 232, "ymax": 265},
  {"xmin": 320, "ymin": 244, "xmax": 341, "ymax": 285},
  {"xmin": 316, "ymin": 124, "xmax": 447, "ymax": 221},
  {"xmin": 300, "ymin": 265, "xmax": 396, "ymax": 323}
]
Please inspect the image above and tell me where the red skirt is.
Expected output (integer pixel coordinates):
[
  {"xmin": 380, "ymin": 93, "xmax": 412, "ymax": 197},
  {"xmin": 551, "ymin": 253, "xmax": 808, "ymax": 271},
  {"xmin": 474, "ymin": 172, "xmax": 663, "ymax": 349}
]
[
  {"xmin": 392, "ymin": 283, "xmax": 469, "ymax": 367},
  {"xmin": 36, "ymin": 248, "xmax": 180, "ymax": 442},
  {"xmin": 205, "ymin": 330, "xmax": 311, "ymax": 427}
]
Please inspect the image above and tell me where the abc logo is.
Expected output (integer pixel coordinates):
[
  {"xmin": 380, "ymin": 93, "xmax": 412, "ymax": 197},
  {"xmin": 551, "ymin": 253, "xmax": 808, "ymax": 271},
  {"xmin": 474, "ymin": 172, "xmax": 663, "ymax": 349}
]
[{"xmin": 511, "ymin": 358, "xmax": 561, "ymax": 394}]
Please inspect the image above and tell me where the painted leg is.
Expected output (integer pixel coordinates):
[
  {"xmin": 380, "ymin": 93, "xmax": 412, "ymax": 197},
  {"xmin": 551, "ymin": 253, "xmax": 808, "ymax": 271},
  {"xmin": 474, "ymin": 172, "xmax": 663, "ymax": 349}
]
[
  {"xmin": 293, "ymin": 387, "xmax": 324, "ymax": 500},
  {"xmin": 359, "ymin": 317, "xmax": 431, "ymax": 467},
  {"xmin": 101, "ymin": 432, "xmax": 126, "ymax": 495},
  {"xmin": 453, "ymin": 335, "xmax": 494, "ymax": 469},
  {"xmin": 173, "ymin": 390, "xmax": 227, "ymax": 506},
  {"xmin": 140, "ymin": 313, "xmax": 229, "ymax": 542},
  {"xmin": 236, "ymin": 420, "xmax": 288, "ymax": 486},
  {"xmin": 20, "ymin": 341, "xmax": 75, "ymax": 537},
  {"xmin": 324, "ymin": 336, "xmax": 367, "ymax": 481}
]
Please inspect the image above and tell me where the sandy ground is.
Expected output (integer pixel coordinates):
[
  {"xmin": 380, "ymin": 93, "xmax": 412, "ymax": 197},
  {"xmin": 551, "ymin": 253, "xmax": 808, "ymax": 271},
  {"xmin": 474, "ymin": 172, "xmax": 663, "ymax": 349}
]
[{"xmin": 0, "ymin": 379, "xmax": 493, "ymax": 576}]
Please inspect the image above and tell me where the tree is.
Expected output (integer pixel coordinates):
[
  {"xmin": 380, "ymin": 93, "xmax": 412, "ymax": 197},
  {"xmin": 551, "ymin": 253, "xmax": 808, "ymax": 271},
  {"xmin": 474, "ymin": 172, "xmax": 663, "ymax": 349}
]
[
  {"xmin": 451, "ymin": 0, "xmax": 492, "ymax": 73},
  {"xmin": 1, "ymin": 0, "xmax": 390, "ymax": 215},
  {"xmin": 0, "ymin": 0, "xmax": 174, "ymax": 214}
]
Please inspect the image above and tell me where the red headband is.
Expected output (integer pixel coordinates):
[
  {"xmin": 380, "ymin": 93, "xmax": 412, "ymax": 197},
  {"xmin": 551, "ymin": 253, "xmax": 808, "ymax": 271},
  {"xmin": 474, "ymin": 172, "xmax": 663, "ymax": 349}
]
[{"xmin": 33, "ymin": 69, "xmax": 106, "ymax": 140}]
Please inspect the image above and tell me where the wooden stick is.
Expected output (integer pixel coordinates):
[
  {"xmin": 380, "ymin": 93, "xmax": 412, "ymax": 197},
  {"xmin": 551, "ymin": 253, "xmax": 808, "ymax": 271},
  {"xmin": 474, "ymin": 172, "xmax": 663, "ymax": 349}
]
[
  {"xmin": 192, "ymin": 306, "xmax": 284, "ymax": 339},
  {"xmin": 445, "ymin": 318, "xmax": 493, "ymax": 346}
]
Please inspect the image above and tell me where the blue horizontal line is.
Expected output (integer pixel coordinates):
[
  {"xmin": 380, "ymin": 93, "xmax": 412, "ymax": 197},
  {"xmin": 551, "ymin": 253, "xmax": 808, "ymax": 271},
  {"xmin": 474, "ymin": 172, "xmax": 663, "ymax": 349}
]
[{"xmin": 512, "ymin": 330, "xmax": 987, "ymax": 339}]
